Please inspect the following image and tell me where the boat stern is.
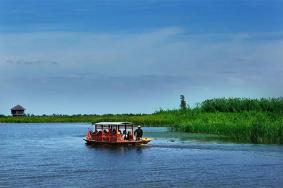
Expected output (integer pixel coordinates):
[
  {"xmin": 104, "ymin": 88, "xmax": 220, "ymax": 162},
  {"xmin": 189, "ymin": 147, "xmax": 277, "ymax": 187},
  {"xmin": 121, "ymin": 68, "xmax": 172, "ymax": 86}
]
[{"xmin": 141, "ymin": 137, "xmax": 152, "ymax": 144}]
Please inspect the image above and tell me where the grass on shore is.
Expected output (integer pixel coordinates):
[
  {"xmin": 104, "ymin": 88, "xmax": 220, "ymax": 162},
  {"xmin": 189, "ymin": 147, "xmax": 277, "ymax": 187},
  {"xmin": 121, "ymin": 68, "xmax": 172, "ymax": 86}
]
[{"xmin": 1, "ymin": 98, "xmax": 282, "ymax": 144}]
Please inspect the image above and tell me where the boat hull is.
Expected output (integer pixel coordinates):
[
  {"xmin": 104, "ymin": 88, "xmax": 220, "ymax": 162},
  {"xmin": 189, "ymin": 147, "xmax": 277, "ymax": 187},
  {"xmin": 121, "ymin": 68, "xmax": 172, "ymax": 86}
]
[{"xmin": 84, "ymin": 138, "xmax": 151, "ymax": 146}]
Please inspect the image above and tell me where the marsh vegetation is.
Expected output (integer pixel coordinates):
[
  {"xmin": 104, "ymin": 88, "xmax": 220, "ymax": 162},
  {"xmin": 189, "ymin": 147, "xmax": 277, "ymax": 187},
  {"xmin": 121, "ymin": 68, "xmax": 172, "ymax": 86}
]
[{"xmin": 1, "ymin": 98, "xmax": 282, "ymax": 144}]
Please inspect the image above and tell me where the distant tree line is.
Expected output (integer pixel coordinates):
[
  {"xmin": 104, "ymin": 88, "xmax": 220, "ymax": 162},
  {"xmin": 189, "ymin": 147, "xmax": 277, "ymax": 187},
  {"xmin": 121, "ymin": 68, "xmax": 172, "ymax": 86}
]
[{"xmin": 199, "ymin": 98, "xmax": 283, "ymax": 113}]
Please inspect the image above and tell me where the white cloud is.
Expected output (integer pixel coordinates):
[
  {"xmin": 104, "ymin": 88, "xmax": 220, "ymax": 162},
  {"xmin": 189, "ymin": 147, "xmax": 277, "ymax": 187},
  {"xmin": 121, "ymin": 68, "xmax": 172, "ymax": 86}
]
[
  {"xmin": 0, "ymin": 28, "xmax": 282, "ymax": 114},
  {"xmin": 1, "ymin": 27, "xmax": 282, "ymax": 80}
]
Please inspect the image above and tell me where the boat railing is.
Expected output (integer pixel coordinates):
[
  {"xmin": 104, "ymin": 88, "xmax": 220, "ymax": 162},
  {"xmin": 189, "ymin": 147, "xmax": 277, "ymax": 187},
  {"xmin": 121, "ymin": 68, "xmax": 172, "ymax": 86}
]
[{"xmin": 88, "ymin": 130, "xmax": 135, "ymax": 142}]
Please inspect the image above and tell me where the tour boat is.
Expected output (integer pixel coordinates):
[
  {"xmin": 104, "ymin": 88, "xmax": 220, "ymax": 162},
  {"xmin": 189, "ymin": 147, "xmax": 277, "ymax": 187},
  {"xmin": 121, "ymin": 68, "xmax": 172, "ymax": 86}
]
[{"xmin": 84, "ymin": 122, "xmax": 152, "ymax": 146}]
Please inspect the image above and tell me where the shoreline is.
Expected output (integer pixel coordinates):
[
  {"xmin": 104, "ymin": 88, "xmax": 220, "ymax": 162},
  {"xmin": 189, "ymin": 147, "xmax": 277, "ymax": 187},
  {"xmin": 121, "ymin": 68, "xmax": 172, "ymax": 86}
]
[
  {"xmin": 1, "ymin": 111, "xmax": 282, "ymax": 144},
  {"xmin": 1, "ymin": 98, "xmax": 282, "ymax": 144}
]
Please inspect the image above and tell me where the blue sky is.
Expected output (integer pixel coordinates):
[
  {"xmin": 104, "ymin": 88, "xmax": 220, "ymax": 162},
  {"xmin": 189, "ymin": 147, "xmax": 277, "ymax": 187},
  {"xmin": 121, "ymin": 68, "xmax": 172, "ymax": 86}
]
[{"xmin": 0, "ymin": 0, "xmax": 283, "ymax": 115}]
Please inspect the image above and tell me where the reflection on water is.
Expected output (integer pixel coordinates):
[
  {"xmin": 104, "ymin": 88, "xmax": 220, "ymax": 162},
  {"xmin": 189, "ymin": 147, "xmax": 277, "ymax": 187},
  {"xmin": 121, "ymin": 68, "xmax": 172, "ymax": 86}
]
[
  {"xmin": 0, "ymin": 123, "xmax": 283, "ymax": 188},
  {"xmin": 86, "ymin": 143, "xmax": 147, "ymax": 154}
]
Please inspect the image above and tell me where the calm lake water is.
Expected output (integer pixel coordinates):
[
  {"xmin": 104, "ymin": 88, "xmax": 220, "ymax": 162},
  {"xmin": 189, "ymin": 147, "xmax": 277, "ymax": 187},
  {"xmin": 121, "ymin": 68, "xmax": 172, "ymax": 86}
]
[{"xmin": 0, "ymin": 123, "xmax": 283, "ymax": 188}]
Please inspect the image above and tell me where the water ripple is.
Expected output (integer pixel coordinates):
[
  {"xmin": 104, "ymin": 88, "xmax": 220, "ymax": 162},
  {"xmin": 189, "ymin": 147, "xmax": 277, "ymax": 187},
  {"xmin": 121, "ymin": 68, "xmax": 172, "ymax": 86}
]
[{"xmin": 0, "ymin": 123, "xmax": 283, "ymax": 187}]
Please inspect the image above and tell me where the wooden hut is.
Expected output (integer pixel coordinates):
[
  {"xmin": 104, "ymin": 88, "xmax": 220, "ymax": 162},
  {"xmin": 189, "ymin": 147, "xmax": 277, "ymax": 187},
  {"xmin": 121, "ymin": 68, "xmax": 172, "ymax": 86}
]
[{"xmin": 11, "ymin": 105, "xmax": 26, "ymax": 116}]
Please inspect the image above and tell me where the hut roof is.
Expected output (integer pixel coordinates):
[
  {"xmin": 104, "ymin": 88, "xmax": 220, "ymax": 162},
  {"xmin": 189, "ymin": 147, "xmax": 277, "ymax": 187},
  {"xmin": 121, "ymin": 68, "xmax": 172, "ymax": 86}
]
[{"xmin": 11, "ymin": 105, "xmax": 26, "ymax": 111}]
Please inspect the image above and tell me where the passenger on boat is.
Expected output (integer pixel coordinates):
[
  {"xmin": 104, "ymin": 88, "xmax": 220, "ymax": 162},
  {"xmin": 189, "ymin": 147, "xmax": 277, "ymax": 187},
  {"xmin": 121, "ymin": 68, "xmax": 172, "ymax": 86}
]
[
  {"xmin": 123, "ymin": 129, "xmax": 127, "ymax": 139},
  {"xmin": 134, "ymin": 126, "xmax": 143, "ymax": 140},
  {"xmin": 125, "ymin": 131, "xmax": 132, "ymax": 140}
]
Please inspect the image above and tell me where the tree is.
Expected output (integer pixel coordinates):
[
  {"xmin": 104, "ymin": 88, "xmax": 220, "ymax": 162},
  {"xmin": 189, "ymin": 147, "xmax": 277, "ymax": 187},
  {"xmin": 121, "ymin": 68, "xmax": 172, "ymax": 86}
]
[{"xmin": 180, "ymin": 95, "xmax": 187, "ymax": 110}]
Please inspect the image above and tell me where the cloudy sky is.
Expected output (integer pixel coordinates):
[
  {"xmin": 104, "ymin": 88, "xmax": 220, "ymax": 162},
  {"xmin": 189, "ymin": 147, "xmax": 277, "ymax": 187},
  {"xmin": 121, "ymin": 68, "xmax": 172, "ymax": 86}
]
[{"xmin": 0, "ymin": 0, "xmax": 282, "ymax": 115}]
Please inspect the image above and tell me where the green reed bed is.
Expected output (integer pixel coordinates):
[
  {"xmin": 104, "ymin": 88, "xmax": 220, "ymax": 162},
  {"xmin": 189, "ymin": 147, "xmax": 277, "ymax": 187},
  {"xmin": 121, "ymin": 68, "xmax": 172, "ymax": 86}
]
[
  {"xmin": 1, "ymin": 98, "xmax": 282, "ymax": 144},
  {"xmin": 1, "ymin": 110, "xmax": 281, "ymax": 144},
  {"xmin": 156, "ymin": 110, "xmax": 283, "ymax": 144}
]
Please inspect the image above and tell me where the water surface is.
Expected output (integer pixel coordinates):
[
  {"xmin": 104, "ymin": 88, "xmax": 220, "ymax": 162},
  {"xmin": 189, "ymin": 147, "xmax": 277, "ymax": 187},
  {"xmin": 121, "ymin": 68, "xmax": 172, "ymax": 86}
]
[{"xmin": 0, "ymin": 123, "xmax": 283, "ymax": 187}]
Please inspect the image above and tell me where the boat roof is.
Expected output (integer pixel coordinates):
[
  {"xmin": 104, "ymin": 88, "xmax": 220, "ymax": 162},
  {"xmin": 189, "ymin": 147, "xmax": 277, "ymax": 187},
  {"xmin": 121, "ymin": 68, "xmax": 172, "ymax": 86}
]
[{"xmin": 94, "ymin": 122, "xmax": 133, "ymax": 126}]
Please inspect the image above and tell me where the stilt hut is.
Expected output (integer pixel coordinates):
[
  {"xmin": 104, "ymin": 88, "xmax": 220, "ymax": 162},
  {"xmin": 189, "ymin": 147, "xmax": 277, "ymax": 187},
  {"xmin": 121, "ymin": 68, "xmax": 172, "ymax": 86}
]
[{"xmin": 11, "ymin": 105, "xmax": 26, "ymax": 116}]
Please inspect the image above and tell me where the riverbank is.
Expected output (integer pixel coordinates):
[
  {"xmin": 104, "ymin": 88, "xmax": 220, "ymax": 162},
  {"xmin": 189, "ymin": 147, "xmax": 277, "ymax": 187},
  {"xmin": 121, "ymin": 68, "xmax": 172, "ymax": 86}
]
[
  {"xmin": 1, "ymin": 98, "xmax": 282, "ymax": 144},
  {"xmin": 1, "ymin": 110, "xmax": 282, "ymax": 144}
]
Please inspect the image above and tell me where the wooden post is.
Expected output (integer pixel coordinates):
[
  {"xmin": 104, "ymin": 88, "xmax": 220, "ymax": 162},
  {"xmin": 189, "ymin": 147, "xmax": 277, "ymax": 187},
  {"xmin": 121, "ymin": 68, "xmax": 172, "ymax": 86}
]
[
  {"xmin": 132, "ymin": 125, "xmax": 134, "ymax": 141},
  {"xmin": 102, "ymin": 125, "xmax": 104, "ymax": 142},
  {"xmin": 108, "ymin": 125, "xmax": 110, "ymax": 142}
]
